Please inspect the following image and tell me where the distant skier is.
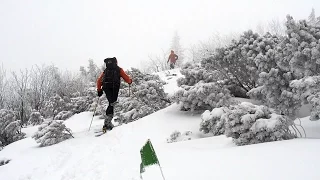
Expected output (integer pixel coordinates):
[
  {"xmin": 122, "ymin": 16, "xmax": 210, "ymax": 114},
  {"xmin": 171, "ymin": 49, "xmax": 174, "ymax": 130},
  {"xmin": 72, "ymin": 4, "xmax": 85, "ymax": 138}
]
[
  {"xmin": 167, "ymin": 50, "xmax": 178, "ymax": 69},
  {"xmin": 96, "ymin": 57, "xmax": 132, "ymax": 132}
]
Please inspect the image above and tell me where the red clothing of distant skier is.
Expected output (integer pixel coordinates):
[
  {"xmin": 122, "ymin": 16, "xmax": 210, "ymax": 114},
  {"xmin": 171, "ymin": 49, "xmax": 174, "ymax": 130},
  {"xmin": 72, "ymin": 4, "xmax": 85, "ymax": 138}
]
[{"xmin": 167, "ymin": 50, "xmax": 178, "ymax": 63}]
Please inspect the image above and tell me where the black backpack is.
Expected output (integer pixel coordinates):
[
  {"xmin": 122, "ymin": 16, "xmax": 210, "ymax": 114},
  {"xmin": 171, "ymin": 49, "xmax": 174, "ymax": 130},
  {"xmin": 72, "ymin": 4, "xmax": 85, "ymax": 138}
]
[{"xmin": 102, "ymin": 57, "xmax": 120, "ymax": 89}]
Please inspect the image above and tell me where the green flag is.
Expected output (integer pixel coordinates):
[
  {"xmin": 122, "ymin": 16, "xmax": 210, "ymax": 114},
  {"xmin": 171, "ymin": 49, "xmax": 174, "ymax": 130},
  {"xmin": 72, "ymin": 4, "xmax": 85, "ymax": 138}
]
[
  {"xmin": 139, "ymin": 139, "xmax": 166, "ymax": 180},
  {"xmin": 140, "ymin": 139, "xmax": 159, "ymax": 171}
]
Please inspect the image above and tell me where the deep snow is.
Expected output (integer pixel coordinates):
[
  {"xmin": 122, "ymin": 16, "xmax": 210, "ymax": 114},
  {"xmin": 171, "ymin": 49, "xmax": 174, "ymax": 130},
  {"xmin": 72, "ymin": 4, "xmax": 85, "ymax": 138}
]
[{"xmin": 1, "ymin": 68, "xmax": 320, "ymax": 180}]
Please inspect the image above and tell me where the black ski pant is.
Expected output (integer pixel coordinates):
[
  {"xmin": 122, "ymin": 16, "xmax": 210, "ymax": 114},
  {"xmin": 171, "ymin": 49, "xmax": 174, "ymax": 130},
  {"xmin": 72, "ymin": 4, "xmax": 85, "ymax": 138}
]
[
  {"xmin": 170, "ymin": 62, "xmax": 175, "ymax": 69},
  {"xmin": 103, "ymin": 87, "xmax": 119, "ymax": 117}
]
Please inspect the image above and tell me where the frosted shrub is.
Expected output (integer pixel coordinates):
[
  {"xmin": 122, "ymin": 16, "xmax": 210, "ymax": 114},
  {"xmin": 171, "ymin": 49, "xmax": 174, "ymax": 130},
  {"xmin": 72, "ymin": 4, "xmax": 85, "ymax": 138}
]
[
  {"xmin": 0, "ymin": 159, "xmax": 10, "ymax": 166},
  {"xmin": 42, "ymin": 94, "xmax": 66, "ymax": 119},
  {"xmin": 177, "ymin": 62, "xmax": 221, "ymax": 87},
  {"xmin": 111, "ymin": 68, "xmax": 170, "ymax": 124},
  {"xmin": 202, "ymin": 31, "xmax": 280, "ymax": 98},
  {"xmin": 0, "ymin": 109, "xmax": 25, "ymax": 146},
  {"xmin": 68, "ymin": 96, "xmax": 93, "ymax": 114},
  {"xmin": 173, "ymin": 81, "xmax": 232, "ymax": 111},
  {"xmin": 250, "ymin": 114, "xmax": 296, "ymax": 144},
  {"xmin": 28, "ymin": 110, "xmax": 44, "ymax": 126},
  {"xmin": 290, "ymin": 76, "xmax": 320, "ymax": 121},
  {"xmin": 248, "ymin": 68, "xmax": 301, "ymax": 117},
  {"xmin": 54, "ymin": 111, "xmax": 74, "ymax": 120},
  {"xmin": 277, "ymin": 15, "xmax": 320, "ymax": 78},
  {"xmin": 167, "ymin": 130, "xmax": 181, "ymax": 143},
  {"xmin": 223, "ymin": 102, "xmax": 295, "ymax": 146},
  {"xmin": 32, "ymin": 120, "xmax": 73, "ymax": 147},
  {"xmin": 166, "ymin": 130, "xmax": 192, "ymax": 143},
  {"xmin": 200, "ymin": 107, "xmax": 228, "ymax": 135},
  {"xmin": 124, "ymin": 67, "xmax": 167, "ymax": 86},
  {"xmin": 116, "ymin": 81, "xmax": 170, "ymax": 124},
  {"xmin": 249, "ymin": 15, "xmax": 320, "ymax": 118}
]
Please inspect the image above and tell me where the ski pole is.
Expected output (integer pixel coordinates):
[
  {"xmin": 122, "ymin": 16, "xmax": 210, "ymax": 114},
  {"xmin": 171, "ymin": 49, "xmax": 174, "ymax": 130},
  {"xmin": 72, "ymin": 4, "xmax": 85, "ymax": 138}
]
[
  {"xmin": 129, "ymin": 84, "xmax": 131, "ymax": 97},
  {"xmin": 89, "ymin": 97, "xmax": 100, "ymax": 131}
]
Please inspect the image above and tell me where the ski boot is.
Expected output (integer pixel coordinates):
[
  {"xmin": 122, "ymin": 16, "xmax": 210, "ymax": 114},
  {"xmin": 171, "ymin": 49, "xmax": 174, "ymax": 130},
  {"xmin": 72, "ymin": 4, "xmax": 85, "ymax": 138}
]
[{"xmin": 102, "ymin": 115, "xmax": 114, "ymax": 133}]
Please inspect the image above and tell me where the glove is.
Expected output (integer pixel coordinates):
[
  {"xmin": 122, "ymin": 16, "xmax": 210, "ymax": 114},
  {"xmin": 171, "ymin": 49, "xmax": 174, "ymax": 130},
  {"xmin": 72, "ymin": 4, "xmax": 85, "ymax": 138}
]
[
  {"xmin": 97, "ymin": 90, "xmax": 103, "ymax": 97},
  {"xmin": 129, "ymin": 79, "xmax": 132, "ymax": 84}
]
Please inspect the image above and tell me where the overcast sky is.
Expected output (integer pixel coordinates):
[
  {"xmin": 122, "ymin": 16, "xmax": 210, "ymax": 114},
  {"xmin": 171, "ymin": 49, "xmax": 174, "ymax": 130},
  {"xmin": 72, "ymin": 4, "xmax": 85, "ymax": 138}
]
[{"xmin": 1, "ymin": 0, "xmax": 320, "ymax": 73}]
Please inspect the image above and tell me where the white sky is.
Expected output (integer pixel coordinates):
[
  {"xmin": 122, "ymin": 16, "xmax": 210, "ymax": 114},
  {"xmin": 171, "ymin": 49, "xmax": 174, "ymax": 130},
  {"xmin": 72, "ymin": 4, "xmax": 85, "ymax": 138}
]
[{"xmin": 1, "ymin": 0, "xmax": 320, "ymax": 73}]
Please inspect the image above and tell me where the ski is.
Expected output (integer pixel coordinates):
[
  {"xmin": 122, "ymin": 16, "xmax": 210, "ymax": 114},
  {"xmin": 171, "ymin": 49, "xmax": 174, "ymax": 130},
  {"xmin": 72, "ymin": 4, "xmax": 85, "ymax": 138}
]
[
  {"xmin": 94, "ymin": 125, "xmax": 119, "ymax": 137},
  {"xmin": 94, "ymin": 129, "xmax": 103, "ymax": 133},
  {"xmin": 95, "ymin": 131, "xmax": 107, "ymax": 137}
]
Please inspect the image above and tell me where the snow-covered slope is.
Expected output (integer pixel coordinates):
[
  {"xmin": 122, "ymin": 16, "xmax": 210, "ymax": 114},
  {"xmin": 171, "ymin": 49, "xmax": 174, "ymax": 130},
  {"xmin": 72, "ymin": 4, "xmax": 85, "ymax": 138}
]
[
  {"xmin": 155, "ymin": 68, "xmax": 183, "ymax": 97},
  {"xmin": 1, "ymin": 68, "xmax": 320, "ymax": 180}
]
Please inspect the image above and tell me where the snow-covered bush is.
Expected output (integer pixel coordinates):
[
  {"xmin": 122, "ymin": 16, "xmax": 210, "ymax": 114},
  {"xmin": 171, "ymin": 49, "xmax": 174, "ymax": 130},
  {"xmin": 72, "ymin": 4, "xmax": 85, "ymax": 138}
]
[
  {"xmin": 200, "ymin": 107, "xmax": 228, "ymax": 135},
  {"xmin": 42, "ymin": 94, "xmax": 67, "ymax": 119},
  {"xmin": 290, "ymin": 76, "xmax": 320, "ymax": 121},
  {"xmin": 249, "ymin": 15, "xmax": 320, "ymax": 118},
  {"xmin": 123, "ymin": 67, "xmax": 167, "ymax": 87},
  {"xmin": 0, "ymin": 109, "xmax": 25, "ymax": 146},
  {"xmin": 28, "ymin": 110, "xmax": 44, "ymax": 126},
  {"xmin": 32, "ymin": 120, "xmax": 73, "ymax": 147},
  {"xmin": 277, "ymin": 15, "xmax": 320, "ymax": 78},
  {"xmin": 67, "ymin": 92, "xmax": 95, "ymax": 114},
  {"xmin": 104, "ymin": 68, "xmax": 171, "ymax": 124},
  {"xmin": 0, "ymin": 159, "xmax": 10, "ymax": 166},
  {"xmin": 116, "ymin": 81, "xmax": 170, "ymax": 124},
  {"xmin": 173, "ymin": 81, "xmax": 233, "ymax": 111},
  {"xmin": 248, "ymin": 68, "xmax": 300, "ymax": 117},
  {"xmin": 202, "ymin": 30, "xmax": 280, "ymax": 98},
  {"xmin": 223, "ymin": 102, "xmax": 295, "ymax": 146},
  {"xmin": 54, "ymin": 111, "xmax": 74, "ymax": 120},
  {"xmin": 166, "ymin": 130, "xmax": 192, "ymax": 143},
  {"xmin": 177, "ymin": 62, "xmax": 221, "ymax": 87}
]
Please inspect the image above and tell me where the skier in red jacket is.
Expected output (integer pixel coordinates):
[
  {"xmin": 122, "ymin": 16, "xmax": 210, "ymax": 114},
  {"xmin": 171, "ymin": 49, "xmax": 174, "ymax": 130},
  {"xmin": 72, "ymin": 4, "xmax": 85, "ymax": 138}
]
[
  {"xmin": 97, "ymin": 57, "xmax": 132, "ymax": 132},
  {"xmin": 167, "ymin": 50, "xmax": 178, "ymax": 69}
]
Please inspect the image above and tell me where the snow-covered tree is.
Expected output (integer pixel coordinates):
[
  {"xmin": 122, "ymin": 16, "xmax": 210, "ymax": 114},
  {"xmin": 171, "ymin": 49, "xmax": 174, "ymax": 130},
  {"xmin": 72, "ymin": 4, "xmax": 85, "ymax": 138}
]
[
  {"xmin": 255, "ymin": 18, "xmax": 286, "ymax": 36},
  {"xmin": 0, "ymin": 109, "xmax": 25, "ymax": 146},
  {"xmin": 290, "ymin": 76, "xmax": 320, "ymax": 121},
  {"xmin": 166, "ymin": 130, "xmax": 192, "ymax": 143},
  {"xmin": 54, "ymin": 111, "xmax": 73, "ymax": 120},
  {"xmin": 11, "ymin": 69, "xmax": 31, "ymax": 125},
  {"xmin": 177, "ymin": 62, "xmax": 221, "ymax": 87},
  {"xmin": 186, "ymin": 32, "xmax": 239, "ymax": 64},
  {"xmin": 308, "ymin": 8, "xmax": 317, "ymax": 26},
  {"xmin": 202, "ymin": 30, "xmax": 280, "ymax": 98},
  {"xmin": 99, "ymin": 68, "xmax": 171, "ymax": 124},
  {"xmin": 200, "ymin": 107, "xmax": 228, "ymax": 135},
  {"xmin": 277, "ymin": 15, "xmax": 320, "ymax": 78},
  {"xmin": 248, "ymin": 68, "xmax": 300, "ymax": 117},
  {"xmin": 0, "ymin": 64, "xmax": 7, "ymax": 109},
  {"xmin": 86, "ymin": 59, "xmax": 101, "ymax": 83},
  {"xmin": 142, "ymin": 50, "xmax": 171, "ymax": 73},
  {"xmin": 173, "ymin": 81, "xmax": 233, "ymax": 111},
  {"xmin": 170, "ymin": 31, "xmax": 185, "ymax": 68},
  {"xmin": 249, "ymin": 15, "xmax": 320, "ymax": 118},
  {"xmin": 267, "ymin": 18, "xmax": 286, "ymax": 36},
  {"xmin": 28, "ymin": 65, "xmax": 50, "ymax": 112},
  {"xmin": 42, "ymin": 94, "xmax": 67, "ymax": 119},
  {"xmin": 0, "ymin": 159, "xmax": 10, "ymax": 166},
  {"xmin": 28, "ymin": 110, "xmax": 44, "ymax": 126},
  {"xmin": 32, "ymin": 120, "xmax": 73, "ymax": 147},
  {"xmin": 223, "ymin": 102, "xmax": 295, "ymax": 146}
]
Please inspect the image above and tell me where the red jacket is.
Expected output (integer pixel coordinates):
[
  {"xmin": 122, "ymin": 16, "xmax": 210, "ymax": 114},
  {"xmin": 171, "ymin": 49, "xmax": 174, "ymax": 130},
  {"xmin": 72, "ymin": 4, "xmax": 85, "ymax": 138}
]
[
  {"xmin": 168, "ymin": 52, "xmax": 178, "ymax": 63},
  {"xmin": 96, "ymin": 68, "xmax": 132, "ymax": 91}
]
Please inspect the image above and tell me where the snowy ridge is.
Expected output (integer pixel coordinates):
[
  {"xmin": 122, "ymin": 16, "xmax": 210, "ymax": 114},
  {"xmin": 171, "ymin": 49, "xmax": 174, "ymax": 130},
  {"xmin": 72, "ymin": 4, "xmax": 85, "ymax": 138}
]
[{"xmin": 0, "ymin": 68, "xmax": 320, "ymax": 180}]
